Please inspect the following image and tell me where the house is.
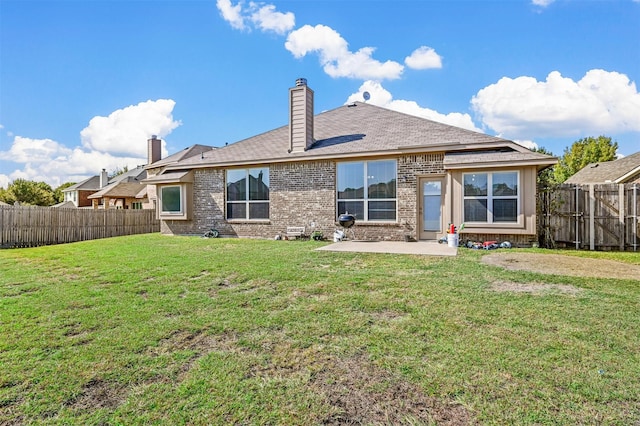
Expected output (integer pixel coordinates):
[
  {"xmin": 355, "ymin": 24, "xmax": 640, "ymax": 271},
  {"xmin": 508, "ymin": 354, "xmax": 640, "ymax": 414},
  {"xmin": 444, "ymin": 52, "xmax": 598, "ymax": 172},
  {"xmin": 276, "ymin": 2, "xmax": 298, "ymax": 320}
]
[
  {"xmin": 62, "ymin": 174, "xmax": 105, "ymax": 207},
  {"xmin": 564, "ymin": 151, "xmax": 640, "ymax": 184},
  {"xmin": 87, "ymin": 166, "xmax": 150, "ymax": 209},
  {"xmin": 144, "ymin": 79, "xmax": 557, "ymax": 246}
]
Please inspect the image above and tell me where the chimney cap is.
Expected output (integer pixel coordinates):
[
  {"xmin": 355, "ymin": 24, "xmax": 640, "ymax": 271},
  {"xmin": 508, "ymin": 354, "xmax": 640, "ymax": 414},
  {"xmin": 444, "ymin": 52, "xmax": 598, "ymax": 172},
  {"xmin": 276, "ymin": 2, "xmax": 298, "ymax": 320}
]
[
  {"xmin": 151, "ymin": 134, "xmax": 158, "ymax": 139},
  {"xmin": 295, "ymin": 78, "xmax": 307, "ymax": 87}
]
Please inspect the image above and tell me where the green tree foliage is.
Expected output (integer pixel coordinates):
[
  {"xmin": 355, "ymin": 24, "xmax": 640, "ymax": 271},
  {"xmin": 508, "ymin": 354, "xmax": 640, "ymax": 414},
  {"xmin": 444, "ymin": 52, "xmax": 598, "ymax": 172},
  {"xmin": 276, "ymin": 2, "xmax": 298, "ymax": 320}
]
[
  {"xmin": 109, "ymin": 165, "xmax": 129, "ymax": 179},
  {"xmin": 0, "ymin": 179, "xmax": 56, "ymax": 206},
  {"xmin": 553, "ymin": 136, "xmax": 618, "ymax": 183},
  {"xmin": 533, "ymin": 146, "xmax": 557, "ymax": 188},
  {"xmin": 54, "ymin": 182, "xmax": 76, "ymax": 204}
]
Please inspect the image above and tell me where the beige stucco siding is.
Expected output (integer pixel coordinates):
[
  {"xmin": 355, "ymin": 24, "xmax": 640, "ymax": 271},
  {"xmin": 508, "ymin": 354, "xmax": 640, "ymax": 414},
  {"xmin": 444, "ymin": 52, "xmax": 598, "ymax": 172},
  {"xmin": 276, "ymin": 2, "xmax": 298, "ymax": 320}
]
[{"xmin": 449, "ymin": 166, "xmax": 538, "ymax": 236}]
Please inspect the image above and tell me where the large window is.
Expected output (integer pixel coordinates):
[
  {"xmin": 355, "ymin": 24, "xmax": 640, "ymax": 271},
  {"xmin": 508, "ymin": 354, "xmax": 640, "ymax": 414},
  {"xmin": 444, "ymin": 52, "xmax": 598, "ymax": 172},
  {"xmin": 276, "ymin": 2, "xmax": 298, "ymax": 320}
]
[
  {"xmin": 226, "ymin": 167, "xmax": 270, "ymax": 220},
  {"xmin": 160, "ymin": 185, "xmax": 183, "ymax": 214},
  {"xmin": 463, "ymin": 172, "xmax": 519, "ymax": 223},
  {"xmin": 337, "ymin": 160, "xmax": 397, "ymax": 221}
]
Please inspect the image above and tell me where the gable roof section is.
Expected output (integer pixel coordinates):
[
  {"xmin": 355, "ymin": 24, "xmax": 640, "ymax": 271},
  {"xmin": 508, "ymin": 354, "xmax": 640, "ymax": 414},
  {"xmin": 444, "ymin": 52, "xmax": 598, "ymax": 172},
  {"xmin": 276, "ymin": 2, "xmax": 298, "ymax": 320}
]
[
  {"xmin": 88, "ymin": 182, "xmax": 148, "ymax": 199},
  {"xmin": 63, "ymin": 175, "xmax": 101, "ymax": 192},
  {"xmin": 168, "ymin": 102, "xmax": 553, "ymax": 170},
  {"xmin": 564, "ymin": 151, "xmax": 640, "ymax": 184}
]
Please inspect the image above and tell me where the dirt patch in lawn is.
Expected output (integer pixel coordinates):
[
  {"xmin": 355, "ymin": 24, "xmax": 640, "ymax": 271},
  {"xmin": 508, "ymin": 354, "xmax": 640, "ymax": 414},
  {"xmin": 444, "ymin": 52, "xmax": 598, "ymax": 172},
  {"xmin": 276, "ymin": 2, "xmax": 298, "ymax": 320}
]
[
  {"xmin": 250, "ymin": 342, "xmax": 473, "ymax": 425},
  {"xmin": 489, "ymin": 280, "xmax": 582, "ymax": 295},
  {"xmin": 481, "ymin": 252, "xmax": 640, "ymax": 281}
]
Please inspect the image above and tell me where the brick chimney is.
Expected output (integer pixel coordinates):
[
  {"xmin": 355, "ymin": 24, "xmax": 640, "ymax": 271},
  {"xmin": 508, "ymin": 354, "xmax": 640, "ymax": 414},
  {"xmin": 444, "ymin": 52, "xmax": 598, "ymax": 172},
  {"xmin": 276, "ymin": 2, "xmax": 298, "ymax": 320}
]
[
  {"xmin": 288, "ymin": 78, "xmax": 314, "ymax": 153},
  {"xmin": 147, "ymin": 135, "xmax": 161, "ymax": 164}
]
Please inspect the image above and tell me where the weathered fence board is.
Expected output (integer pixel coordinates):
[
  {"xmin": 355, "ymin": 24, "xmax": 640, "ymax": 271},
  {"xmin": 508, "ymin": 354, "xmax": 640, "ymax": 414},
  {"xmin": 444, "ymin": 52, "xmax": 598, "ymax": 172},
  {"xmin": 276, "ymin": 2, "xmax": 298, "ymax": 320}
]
[
  {"xmin": 538, "ymin": 183, "xmax": 640, "ymax": 251},
  {"xmin": 0, "ymin": 206, "xmax": 159, "ymax": 248}
]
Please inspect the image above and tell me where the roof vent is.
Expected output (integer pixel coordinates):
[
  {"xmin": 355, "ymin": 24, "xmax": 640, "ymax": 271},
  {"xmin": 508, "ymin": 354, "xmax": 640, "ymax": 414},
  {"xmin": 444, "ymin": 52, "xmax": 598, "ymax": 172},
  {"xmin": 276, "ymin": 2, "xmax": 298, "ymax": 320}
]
[{"xmin": 295, "ymin": 78, "xmax": 307, "ymax": 87}]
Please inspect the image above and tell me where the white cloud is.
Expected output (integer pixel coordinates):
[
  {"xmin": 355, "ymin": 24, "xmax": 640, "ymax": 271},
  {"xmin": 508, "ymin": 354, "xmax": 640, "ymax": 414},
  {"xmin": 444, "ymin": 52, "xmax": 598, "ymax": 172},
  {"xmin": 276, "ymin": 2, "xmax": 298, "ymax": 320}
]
[
  {"xmin": 286, "ymin": 25, "xmax": 404, "ymax": 80},
  {"xmin": 80, "ymin": 99, "xmax": 180, "ymax": 157},
  {"xmin": 216, "ymin": 0, "xmax": 295, "ymax": 34},
  {"xmin": 405, "ymin": 46, "xmax": 442, "ymax": 70},
  {"xmin": 0, "ymin": 136, "xmax": 72, "ymax": 163},
  {"xmin": 216, "ymin": 0, "xmax": 246, "ymax": 30},
  {"xmin": 250, "ymin": 3, "xmax": 295, "ymax": 35},
  {"xmin": 532, "ymin": 0, "xmax": 555, "ymax": 6},
  {"xmin": 471, "ymin": 69, "xmax": 640, "ymax": 139},
  {"xmin": 513, "ymin": 139, "xmax": 539, "ymax": 150},
  {"xmin": 0, "ymin": 99, "xmax": 178, "ymax": 187},
  {"xmin": 346, "ymin": 81, "xmax": 482, "ymax": 132}
]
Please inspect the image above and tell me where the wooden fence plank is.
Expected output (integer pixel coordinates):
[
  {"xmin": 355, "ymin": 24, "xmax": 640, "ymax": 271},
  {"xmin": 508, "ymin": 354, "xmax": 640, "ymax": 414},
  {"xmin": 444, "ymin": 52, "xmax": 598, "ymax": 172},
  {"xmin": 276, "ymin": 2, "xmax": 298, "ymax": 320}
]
[
  {"xmin": 538, "ymin": 183, "xmax": 640, "ymax": 251},
  {"xmin": 0, "ymin": 206, "xmax": 159, "ymax": 248}
]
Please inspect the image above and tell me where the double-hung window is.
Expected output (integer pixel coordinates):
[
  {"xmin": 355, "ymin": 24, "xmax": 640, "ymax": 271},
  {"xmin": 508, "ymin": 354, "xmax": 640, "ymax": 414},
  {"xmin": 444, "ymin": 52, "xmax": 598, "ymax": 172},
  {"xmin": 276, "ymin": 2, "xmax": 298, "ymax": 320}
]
[
  {"xmin": 463, "ymin": 171, "xmax": 519, "ymax": 223},
  {"xmin": 337, "ymin": 160, "xmax": 397, "ymax": 221},
  {"xmin": 226, "ymin": 167, "xmax": 270, "ymax": 220}
]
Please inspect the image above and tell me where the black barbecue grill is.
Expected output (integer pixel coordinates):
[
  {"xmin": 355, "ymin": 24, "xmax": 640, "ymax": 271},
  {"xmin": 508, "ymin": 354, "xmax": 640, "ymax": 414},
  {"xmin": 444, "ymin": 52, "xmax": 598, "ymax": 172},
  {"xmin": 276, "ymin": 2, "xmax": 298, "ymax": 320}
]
[{"xmin": 338, "ymin": 214, "xmax": 356, "ymax": 228}]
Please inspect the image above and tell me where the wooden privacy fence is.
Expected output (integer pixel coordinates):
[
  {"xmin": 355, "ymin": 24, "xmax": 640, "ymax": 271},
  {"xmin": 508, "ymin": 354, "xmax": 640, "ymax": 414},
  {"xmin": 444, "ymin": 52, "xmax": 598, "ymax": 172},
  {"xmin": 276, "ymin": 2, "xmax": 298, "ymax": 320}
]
[
  {"xmin": 538, "ymin": 183, "xmax": 640, "ymax": 251},
  {"xmin": 0, "ymin": 206, "xmax": 160, "ymax": 248}
]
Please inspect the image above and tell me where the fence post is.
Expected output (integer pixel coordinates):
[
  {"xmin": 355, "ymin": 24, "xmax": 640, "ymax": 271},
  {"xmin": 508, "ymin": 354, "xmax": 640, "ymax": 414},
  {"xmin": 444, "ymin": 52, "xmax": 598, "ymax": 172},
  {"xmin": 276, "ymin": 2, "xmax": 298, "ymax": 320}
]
[
  {"xmin": 589, "ymin": 184, "xmax": 595, "ymax": 251},
  {"xmin": 619, "ymin": 184, "xmax": 625, "ymax": 251}
]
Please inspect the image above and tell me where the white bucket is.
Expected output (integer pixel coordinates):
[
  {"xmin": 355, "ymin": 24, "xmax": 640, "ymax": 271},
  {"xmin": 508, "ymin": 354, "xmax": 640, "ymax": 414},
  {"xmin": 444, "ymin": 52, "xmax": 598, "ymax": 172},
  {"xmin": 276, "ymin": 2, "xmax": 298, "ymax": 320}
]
[{"xmin": 447, "ymin": 234, "xmax": 458, "ymax": 248}]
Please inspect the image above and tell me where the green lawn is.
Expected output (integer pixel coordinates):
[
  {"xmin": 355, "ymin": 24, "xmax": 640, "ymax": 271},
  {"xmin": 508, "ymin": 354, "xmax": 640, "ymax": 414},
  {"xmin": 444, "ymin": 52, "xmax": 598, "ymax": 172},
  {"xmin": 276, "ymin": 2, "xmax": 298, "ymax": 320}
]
[{"xmin": 1, "ymin": 234, "xmax": 638, "ymax": 425}]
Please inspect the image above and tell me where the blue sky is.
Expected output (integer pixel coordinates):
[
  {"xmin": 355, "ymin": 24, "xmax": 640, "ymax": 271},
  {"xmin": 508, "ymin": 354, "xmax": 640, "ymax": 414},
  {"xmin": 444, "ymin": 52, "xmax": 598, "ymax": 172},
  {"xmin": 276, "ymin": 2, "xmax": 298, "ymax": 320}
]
[{"xmin": 1, "ymin": 0, "xmax": 639, "ymax": 188}]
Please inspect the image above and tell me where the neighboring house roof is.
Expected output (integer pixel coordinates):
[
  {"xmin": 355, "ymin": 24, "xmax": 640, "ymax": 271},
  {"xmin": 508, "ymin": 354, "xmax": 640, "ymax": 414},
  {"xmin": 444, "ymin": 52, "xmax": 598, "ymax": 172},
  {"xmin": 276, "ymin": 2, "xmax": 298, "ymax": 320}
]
[
  {"xmin": 62, "ymin": 175, "xmax": 101, "ymax": 192},
  {"xmin": 88, "ymin": 182, "xmax": 149, "ymax": 199},
  {"xmin": 564, "ymin": 151, "xmax": 640, "ymax": 184},
  {"xmin": 52, "ymin": 200, "xmax": 77, "ymax": 208},
  {"xmin": 165, "ymin": 102, "xmax": 555, "ymax": 170},
  {"xmin": 149, "ymin": 144, "xmax": 215, "ymax": 168},
  {"xmin": 109, "ymin": 166, "xmax": 147, "ymax": 183}
]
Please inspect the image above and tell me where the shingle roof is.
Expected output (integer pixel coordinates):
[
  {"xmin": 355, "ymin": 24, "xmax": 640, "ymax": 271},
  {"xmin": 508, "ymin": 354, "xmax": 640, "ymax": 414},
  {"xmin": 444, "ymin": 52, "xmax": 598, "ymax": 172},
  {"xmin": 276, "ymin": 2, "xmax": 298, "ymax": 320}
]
[
  {"xmin": 169, "ymin": 102, "xmax": 553, "ymax": 169},
  {"xmin": 87, "ymin": 182, "xmax": 147, "ymax": 199},
  {"xmin": 149, "ymin": 144, "xmax": 215, "ymax": 168},
  {"xmin": 63, "ymin": 175, "xmax": 101, "ymax": 192},
  {"xmin": 444, "ymin": 150, "xmax": 557, "ymax": 169},
  {"xmin": 564, "ymin": 151, "xmax": 640, "ymax": 184}
]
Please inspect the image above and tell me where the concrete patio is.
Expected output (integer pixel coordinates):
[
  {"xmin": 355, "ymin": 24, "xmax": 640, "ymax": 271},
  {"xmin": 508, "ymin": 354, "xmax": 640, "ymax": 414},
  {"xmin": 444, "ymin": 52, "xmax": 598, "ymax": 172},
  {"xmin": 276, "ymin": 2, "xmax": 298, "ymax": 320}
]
[{"xmin": 316, "ymin": 240, "xmax": 457, "ymax": 256}]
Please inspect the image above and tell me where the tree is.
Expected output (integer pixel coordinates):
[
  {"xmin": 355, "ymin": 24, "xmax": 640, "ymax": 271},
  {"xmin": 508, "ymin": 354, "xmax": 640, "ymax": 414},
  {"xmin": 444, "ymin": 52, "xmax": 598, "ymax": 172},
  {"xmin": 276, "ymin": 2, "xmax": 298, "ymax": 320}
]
[
  {"xmin": 1, "ymin": 179, "xmax": 56, "ymax": 206},
  {"xmin": 54, "ymin": 182, "xmax": 76, "ymax": 204},
  {"xmin": 533, "ymin": 146, "xmax": 557, "ymax": 188},
  {"xmin": 553, "ymin": 136, "xmax": 618, "ymax": 183}
]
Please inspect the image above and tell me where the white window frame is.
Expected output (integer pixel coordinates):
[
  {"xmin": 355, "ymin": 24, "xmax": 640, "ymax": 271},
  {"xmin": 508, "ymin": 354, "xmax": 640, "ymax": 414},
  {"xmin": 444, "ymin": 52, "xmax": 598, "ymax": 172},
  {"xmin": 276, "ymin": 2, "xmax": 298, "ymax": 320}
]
[
  {"xmin": 336, "ymin": 159, "xmax": 397, "ymax": 222},
  {"xmin": 463, "ymin": 171, "xmax": 520, "ymax": 224},
  {"xmin": 159, "ymin": 184, "xmax": 185, "ymax": 215},
  {"xmin": 226, "ymin": 168, "xmax": 270, "ymax": 221}
]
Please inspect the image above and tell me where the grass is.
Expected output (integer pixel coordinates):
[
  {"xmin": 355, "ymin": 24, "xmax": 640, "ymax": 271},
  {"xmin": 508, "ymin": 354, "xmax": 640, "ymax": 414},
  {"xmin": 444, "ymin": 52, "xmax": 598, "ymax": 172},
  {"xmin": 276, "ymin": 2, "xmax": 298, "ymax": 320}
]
[{"xmin": 1, "ymin": 234, "xmax": 639, "ymax": 425}]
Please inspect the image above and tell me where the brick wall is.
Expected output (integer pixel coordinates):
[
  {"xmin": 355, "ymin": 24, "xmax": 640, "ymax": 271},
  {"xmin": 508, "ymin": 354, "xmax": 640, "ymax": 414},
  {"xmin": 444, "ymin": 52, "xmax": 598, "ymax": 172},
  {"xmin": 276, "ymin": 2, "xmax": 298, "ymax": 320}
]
[{"xmin": 161, "ymin": 154, "xmax": 447, "ymax": 241}]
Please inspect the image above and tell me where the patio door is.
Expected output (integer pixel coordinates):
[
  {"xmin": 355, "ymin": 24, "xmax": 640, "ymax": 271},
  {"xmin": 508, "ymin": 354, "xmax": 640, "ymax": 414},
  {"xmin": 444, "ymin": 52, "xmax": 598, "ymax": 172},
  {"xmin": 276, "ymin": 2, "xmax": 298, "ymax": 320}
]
[{"xmin": 419, "ymin": 177, "xmax": 444, "ymax": 240}]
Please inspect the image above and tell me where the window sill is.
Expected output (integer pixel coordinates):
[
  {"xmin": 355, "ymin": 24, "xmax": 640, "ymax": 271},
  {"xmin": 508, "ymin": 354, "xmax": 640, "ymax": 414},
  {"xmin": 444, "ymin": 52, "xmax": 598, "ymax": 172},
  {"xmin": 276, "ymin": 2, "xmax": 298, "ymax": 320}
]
[
  {"xmin": 337, "ymin": 221, "xmax": 400, "ymax": 227},
  {"xmin": 227, "ymin": 219, "xmax": 271, "ymax": 224}
]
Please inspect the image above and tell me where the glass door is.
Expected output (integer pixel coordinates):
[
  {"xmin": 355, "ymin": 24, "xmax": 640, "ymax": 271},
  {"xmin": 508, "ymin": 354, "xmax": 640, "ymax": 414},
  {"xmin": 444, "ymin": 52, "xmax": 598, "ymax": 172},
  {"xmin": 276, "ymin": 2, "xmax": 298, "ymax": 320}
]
[{"xmin": 419, "ymin": 178, "xmax": 443, "ymax": 240}]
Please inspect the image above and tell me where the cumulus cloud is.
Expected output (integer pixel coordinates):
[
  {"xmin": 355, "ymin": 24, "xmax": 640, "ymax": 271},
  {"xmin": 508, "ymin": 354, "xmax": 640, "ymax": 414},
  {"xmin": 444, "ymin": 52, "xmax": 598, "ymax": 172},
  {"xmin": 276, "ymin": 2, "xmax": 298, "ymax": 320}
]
[
  {"xmin": 346, "ymin": 81, "xmax": 482, "ymax": 132},
  {"xmin": 80, "ymin": 99, "xmax": 180, "ymax": 157},
  {"xmin": 216, "ymin": 0, "xmax": 295, "ymax": 34},
  {"xmin": 471, "ymin": 69, "xmax": 640, "ymax": 139},
  {"xmin": 286, "ymin": 25, "xmax": 404, "ymax": 80},
  {"xmin": 0, "ymin": 136, "xmax": 72, "ymax": 163},
  {"xmin": 250, "ymin": 3, "xmax": 295, "ymax": 34},
  {"xmin": 0, "ymin": 99, "xmax": 179, "ymax": 187},
  {"xmin": 405, "ymin": 46, "xmax": 442, "ymax": 70},
  {"xmin": 216, "ymin": 0, "xmax": 245, "ymax": 30}
]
